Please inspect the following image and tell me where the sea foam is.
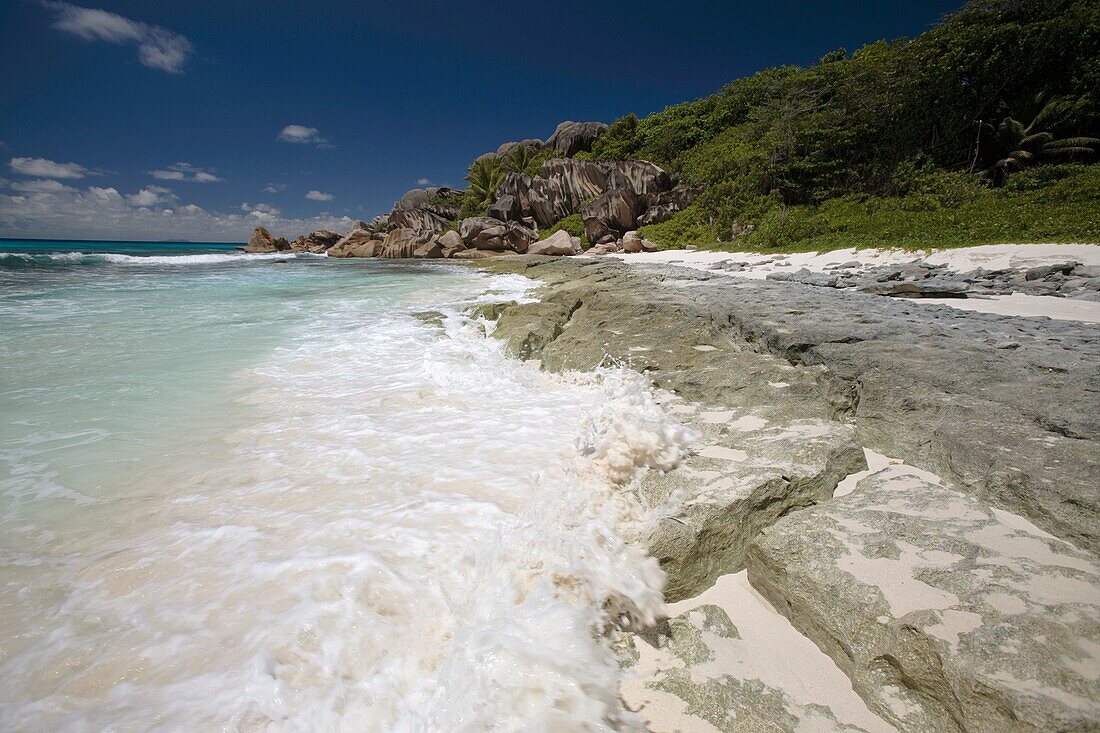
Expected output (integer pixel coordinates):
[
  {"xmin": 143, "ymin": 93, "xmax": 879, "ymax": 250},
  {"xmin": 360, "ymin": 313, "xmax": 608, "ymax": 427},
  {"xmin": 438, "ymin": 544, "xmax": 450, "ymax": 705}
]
[{"xmin": 0, "ymin": 269, "xmax": 694, "ymax": 731}]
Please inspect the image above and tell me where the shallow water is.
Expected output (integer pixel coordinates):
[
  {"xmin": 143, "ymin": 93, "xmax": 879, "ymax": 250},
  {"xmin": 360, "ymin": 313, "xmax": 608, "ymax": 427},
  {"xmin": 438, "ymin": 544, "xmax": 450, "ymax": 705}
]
[{"xmin": 0, "ymin": 242, "xmax": 693, "ymax": 731}]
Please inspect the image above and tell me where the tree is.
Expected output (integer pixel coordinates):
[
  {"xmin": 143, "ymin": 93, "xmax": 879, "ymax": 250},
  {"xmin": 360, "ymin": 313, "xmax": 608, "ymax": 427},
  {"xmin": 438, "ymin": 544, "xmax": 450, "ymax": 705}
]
[
  {"xmin": 983, "ymin": 94, "xmax": 1098, "ymax": 184},
  {"xmin": 462, "ymin": 156, "xmax": 505, "ymax": 217},
  {"xmin": 502, "ymin": 144, "xmax": 536, "ymax": 175}
]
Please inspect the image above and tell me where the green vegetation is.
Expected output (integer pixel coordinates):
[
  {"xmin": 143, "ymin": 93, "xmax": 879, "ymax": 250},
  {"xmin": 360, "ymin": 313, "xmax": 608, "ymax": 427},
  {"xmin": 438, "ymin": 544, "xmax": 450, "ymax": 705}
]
[
  {"xmin": 642, "ymin": 164, "xmax": 1100, "ymax": 252},
  {"xmin": 982, "ymin": 94, "xmax": 1100, "ymax": 185},
  {"xmin": 458, "ymin": 144, "xmax": 559, "ymax": 219},
  {"xmin": 502, "ymin": 144, "xmax": 557, "ymax": 177},
  {"xmin": 636, "ymin": 205, "xmax": 718, "ymax": 248},
  {"xmin": 460, "ymin": 156, "xmax": 505, "ymax": 219},
  {"xmin": 597, "ymin": 0, "xmax": 1099, "ymax": 249}
]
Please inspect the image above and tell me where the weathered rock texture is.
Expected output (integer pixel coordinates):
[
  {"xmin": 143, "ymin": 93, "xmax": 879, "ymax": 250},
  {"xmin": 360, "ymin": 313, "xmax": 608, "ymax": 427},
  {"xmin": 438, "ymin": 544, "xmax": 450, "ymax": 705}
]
[
  {"xmin": 481, "ymin": 258, "xmax": 867, "ymax": 601},
  {"xmin": 748, "ymin": 467, "xmax": 1100, "ymax": 732},
  {"xmin": 474, "ymin": 256, "xmax": 1099, "ymax": 732},
  {"xmin": 389, "ymin": 186, "xmax": 463, "ymax": 235},
  {"xmin": 545, "ymin": 120, "xmax": 608, "ymax": 156},
  {"xmin": 760, "ymin": 258, "xmax": 1100, "ymax": 301},
  {"xmin": 288, "ymin": 229, "xmax": 340, "ymax": 253},
  {"xmin": 479, "ymin": 258, "xmax": 1100, "ymax": 556},
  {"xmin": 244, "ymin": 226, "xmax": 289, "ymax": 253}
]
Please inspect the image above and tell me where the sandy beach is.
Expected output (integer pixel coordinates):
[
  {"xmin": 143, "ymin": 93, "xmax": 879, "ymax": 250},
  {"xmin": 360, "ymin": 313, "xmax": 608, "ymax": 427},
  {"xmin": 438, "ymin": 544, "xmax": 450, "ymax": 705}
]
[{"xmin": 610, "ymin": 244, "xmax": 1100, "ymax": 323}]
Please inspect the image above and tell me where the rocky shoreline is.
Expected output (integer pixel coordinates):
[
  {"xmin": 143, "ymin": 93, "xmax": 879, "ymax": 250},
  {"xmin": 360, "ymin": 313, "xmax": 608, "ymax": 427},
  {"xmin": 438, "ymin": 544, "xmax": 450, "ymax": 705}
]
[
  {"xmin": 243, "ymin": 120, "xmax": 679, "ymax": 261},
  {"xmin": 236, "ymin": 119, "xmax": 1100, "ymax": 725},
  {"xmin": 470, "ymin": 257, "xmax": 1099, "ymax": 732}
]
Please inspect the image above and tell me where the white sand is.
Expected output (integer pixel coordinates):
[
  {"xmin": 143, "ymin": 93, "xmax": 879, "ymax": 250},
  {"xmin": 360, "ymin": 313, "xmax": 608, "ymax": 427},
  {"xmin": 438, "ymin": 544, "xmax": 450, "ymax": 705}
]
[
  {"xmin": 914, "ymin": 293, "xmax": 1100, "ymax": 323},
  {"xmin": 610, "ymin": 244, "xmax": 1100, "ymax": 323},
  {"xmin": 621, "ymin": 571, "xmax": 897, "ymax": 732}
]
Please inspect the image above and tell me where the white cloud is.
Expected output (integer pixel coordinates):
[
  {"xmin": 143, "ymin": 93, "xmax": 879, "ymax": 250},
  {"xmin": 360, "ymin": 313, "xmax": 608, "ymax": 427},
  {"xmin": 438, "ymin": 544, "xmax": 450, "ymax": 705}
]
[
  {"xmin": 125, "ymin": 185, "xmax": 175, "ymax": 207},
  {"xmin": 263, "ymin": 183, "xmax": 287, "ymax": 194},
  {"xmin": 10, "ymin": 178, "xmax": 77, "ymax": 193},
  {"xmin": 150, "ymin": 162, "xmax": 223, "ymax": 183},
  {"xmin": 0, "ymin": 184, "xmax": 356, "ymax": 242},
  {"xmin": 240, "ymin": 202, "xmax": 282, "ymax": 217},
  {"xmin": 277, "ymin": 125, "xmax": 331, "ymax": 148},
  {"xmin": 305, "ymin": 190, "xmax": 334, "ymax": 202},
  {"xmin": 416, "ymin": 177, "xmax": 432, "ymax": 185},
  {"xmin": 10, "ymin": 156, "xmax": 93, "ymax": 179},
  {"xmin": 43, "ymin": 1, "xmax": 193, "ymax": 74}
]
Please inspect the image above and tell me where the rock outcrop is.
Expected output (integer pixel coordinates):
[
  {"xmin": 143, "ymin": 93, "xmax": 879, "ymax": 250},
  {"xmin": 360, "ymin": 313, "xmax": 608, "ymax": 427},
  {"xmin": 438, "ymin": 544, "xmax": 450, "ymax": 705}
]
[
  {"xmin": 458, "ymin": 216, "xmax": 537, "ymax": 253},
  {"xmin": 288, "ymin": 229, "xmax": 340, "ymax": 253},
  {"xmin": 637, "ymin": 186, "xmax": 701, "ymax": 226},
  {"xmin": 527, "ymin": 230, "xmax": 581, "ymax": 256},
  {"xmin": 472, "ymin": 256, "xmax": 1100, "ymax": 732},
  {"xmin": 378, "ymin": 227, "xmax": 429, "ymax": 258},
  {"xmin": 244, "ymin": 226, "xmax": 289, "ymax": 253},
  {"xmin": 496, "ymin": 138, "xmax": 543, "ymax": 158},
  {"xmin": 749, "ymin": 467, "xmax": 1100, "ymax": 733},
  {"xmin": 582, "ymin": 188, "xmax": 646, "ymax": 243},
  {"xmin": 545, "ymin": 120, "xmax": 608, "ymax": 156},
  {"xmin": 251, "ymin": 118, "xmax": 701, "ymax": 260},
  {"xmin": 389, "ymin": 186, "xmax": 463, "ymax": 235},
  {"xmin": 487, "ymin": 157, "xmax": 689, "ymax": 239}
]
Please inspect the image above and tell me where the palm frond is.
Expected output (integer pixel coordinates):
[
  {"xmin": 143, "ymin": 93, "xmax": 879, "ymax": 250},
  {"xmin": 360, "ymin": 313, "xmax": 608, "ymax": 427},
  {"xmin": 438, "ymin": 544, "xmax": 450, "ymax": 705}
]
[
  {"xmin": 1043, "ymin": 146, "xmax": 1096, "ymax": 158},
  {"xmin": 1019, "ymin": 132, "xmax": 1053, "ymax": 147},
  {"xmin": 1043, "ymin": 137, "xmax": 1099, "ymax": 149}
]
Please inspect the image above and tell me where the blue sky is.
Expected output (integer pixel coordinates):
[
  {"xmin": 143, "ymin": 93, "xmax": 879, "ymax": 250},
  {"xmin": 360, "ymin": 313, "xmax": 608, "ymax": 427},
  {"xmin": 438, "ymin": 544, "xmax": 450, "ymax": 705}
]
[{"xmin": 0, "ymin": 0, "xmax": 962, "ymax": 242}]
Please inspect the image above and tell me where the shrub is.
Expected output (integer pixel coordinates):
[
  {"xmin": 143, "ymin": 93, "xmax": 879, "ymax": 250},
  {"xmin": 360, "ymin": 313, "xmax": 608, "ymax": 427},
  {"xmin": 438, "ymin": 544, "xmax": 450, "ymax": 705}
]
[
  {"xmin": 744, "ymin": 205, "xmax": 824, "ymax": 248},
  {"xmin": 637, "ymin": 205, "xmax": 720, "ymax": 248},
  {"xmin": 539, "ymin": 213, "xmax": 588, "ymax": 247}
]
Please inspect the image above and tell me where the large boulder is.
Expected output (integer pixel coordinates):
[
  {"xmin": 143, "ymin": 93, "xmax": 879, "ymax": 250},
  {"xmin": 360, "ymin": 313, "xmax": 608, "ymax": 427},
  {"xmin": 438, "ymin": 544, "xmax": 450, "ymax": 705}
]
[
  {"xmin": 528, "ymin": 230, "xmax": 581, "ymax": 256},
  {"xmin": 379, "ymin": 228, "xmax": 428, "ymax": 258},
  {"xmin": 244, "ymin": 226, "xmax": 289, "ymax": 253},
  {"xmin": 539, "ymin": 158, "xmax": 613, "ymax": 210},
  {"xmin": 412, "ymin": 237, "xmax": 444, "ymax": 259},
  {"xmin": 494, "ymin": 171, "xmax": 572, "ymax": 228},
  {"xmin": 604, "ymin": 159, "xmax": 671, "ymax": 197},
  {"xmin": 582, "ymin": 188, "xmax": 645, "ymax": 243},
  {"xmin": 458, "ymin": 217, "xmax": 537, "ymax": 253},
  {"xmin": 496, "ymin": 138, "xmax": 543, "ymax": 158},
  {"xmin": 389, "ymin": 186, "xmax": 462, "ymax": 235},
  {"xmin": 546, "ymin": 120, "xmax": 608, "ymax": 157},
  {"xmin": 638, "ymin": 185, "xmax": 700, "ymax": 226},
  {"xmin": 437, "ymin": 229, "xmax": 465, "ymax": 258},
  {"xmin": 288, "ymin": 229, "xmax": 341, "ymax": 253},
  {"xmin": 486, "ymin": 193, "xmax": 523, "ymax": 223}
]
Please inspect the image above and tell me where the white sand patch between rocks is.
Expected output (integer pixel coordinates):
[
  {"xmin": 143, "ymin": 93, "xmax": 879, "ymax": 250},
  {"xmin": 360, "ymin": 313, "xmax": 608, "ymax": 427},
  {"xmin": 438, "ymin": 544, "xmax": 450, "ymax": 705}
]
[
  {"xmin": 911, "ymin": 292, "xmax": 1100, "ymax": 323},
  {"xmin": 620, "ymin": 571, "xmax": 897, "ymax": 733},
  {"xmin": 612, "ymin": 243, "xmax": 1100, "ymax": 323}
]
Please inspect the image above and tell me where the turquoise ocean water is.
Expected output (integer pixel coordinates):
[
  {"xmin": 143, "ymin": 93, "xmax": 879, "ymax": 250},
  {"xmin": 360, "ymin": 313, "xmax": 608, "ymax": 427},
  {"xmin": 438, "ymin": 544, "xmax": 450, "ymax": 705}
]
[{"xmin": 0, "ymin": 240, "xmax": 688, "ymax": 731}]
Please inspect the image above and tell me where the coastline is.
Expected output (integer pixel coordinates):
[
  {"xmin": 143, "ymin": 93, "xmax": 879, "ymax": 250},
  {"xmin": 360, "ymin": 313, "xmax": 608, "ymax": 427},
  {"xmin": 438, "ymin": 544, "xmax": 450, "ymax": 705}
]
[{"xmin": 469, "ymin": 255, "xmax": 1100, "ymax": 732}]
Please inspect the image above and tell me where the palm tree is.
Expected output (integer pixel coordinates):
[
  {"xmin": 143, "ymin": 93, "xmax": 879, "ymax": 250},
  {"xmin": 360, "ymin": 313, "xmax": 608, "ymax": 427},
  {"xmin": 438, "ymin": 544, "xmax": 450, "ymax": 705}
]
[
  {"xmin": 464, "ymin": 156, "xmax": 505, "ymax": 214},
  {"xmin": 502, "ymin": 144, "xmax": 537, "ymax": 175},
  {"xmin": 982, "ymin": 94, "xmax": 1097, "ymax": 185}
]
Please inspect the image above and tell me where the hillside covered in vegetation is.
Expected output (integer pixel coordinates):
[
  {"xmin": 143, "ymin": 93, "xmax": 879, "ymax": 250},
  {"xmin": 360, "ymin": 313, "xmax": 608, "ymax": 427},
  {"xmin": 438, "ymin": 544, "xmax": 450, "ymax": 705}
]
[
  {"xmin": 257, "ymin": 0, "xmax": 1100, "ymax": 259},
  {"xmin": 580, "ymin": 0, "xmax": 1099, "ymax": 249}
]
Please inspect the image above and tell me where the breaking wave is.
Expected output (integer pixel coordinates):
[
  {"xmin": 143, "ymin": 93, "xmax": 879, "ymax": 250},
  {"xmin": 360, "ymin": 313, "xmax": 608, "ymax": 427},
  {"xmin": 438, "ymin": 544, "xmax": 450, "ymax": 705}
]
[
  {"xmin": 0, "ymin": 266, "xmax": 696, "ymax": 731},
  {"xmin": 0, "ymin": 250, "xmax": 321, "ymax": 267}
]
